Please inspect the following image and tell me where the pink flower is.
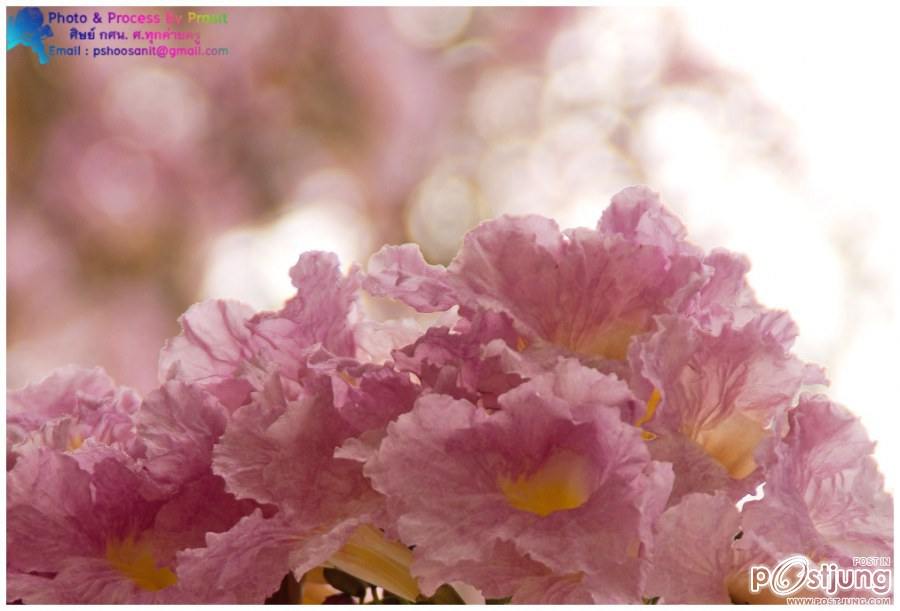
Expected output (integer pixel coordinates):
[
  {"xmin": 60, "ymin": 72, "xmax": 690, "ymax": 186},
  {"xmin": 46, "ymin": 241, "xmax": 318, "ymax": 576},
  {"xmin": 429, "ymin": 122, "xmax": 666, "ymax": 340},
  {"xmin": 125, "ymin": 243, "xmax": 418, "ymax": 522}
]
[
  {"xmin": 364, "ymin": 359, "xmax": 672, "ymax": 603},
  {"xmin": 135, "ymin": 381, "xmax": 231, "ymax": 494},
  {"xmin": 686, "ymin": 249, "xmax": 765, "ymax": 333},
  {"xmin": 391, "ymin": 308, "xmax": 527, "ymax": 409},
  {"xmin": 247, "ymin": 250, "xmax": 361, "ymax": 369},
  {"xmin": 159, "ymin": 252, "xmax": 362, "ymax": 410},
  {"xmin": 7, "ymin": 448, "xmax": 254, "ymax": 603},
  {"xmin": 7, "ymin": 185, "xmax": 893, "ymax": 603},
  {"xmin": 172, "ymin": 509, "xmax": 312, "ymax": 604},
  {"xmin": 365, "ymin": 188, "xmax": 705, "ymax": 372},
  {"xmin": 6, "ymin": 366, "xmax": 143, "ymax": 470},
  {"xmin": 646, "ymin": 492, "xmax": 742, "ymax": 604},
  {"xmin": 202, "ymin": 366, "xmax": 397, "ymax": 601},
  {"xmin": 597, "ymin": 185, "xmax": 702, "ymax": 257},
  {"xmin": 300, "ymin": 349, "xmax": 420, "ymax": 433},
  {"xmin": 739, "ymin": 394, "xmax": 893, "ymax": 567},
  {"xmin": 363, "ymin": 242, "xmax": 458, "ymax": 312},
  {"xmin": 629, "ymin": 313, "xmax": 826, "ymax": 504},
  {"xmin": 158, "ymin": 299, "xmax": 261, "ymax": 410}
]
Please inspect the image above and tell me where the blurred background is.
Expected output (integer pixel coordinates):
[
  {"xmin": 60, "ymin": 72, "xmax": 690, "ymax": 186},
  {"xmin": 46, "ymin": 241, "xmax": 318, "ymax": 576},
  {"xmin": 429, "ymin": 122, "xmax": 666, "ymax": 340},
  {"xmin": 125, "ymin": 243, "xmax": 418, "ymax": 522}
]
[{"xmin": 6, "ymin": 7, "xmax": 898, "ymax": 487}]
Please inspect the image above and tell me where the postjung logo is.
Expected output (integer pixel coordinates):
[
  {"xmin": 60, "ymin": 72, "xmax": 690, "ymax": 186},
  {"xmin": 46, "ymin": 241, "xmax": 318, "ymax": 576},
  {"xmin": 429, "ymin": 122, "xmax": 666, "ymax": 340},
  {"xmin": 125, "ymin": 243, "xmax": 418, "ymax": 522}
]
[
  {"xmin": 7, "ymin": 7, "xmax": 54, "ymax": 64},
  {"xmin": 749, "ymin": 554, "xmax": 893, "ymax": 598}
]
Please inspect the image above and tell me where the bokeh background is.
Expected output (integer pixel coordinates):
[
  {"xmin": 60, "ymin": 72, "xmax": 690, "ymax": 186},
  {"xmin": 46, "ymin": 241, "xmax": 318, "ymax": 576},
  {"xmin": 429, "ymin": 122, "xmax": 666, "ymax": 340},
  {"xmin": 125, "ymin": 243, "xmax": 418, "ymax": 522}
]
[{"xmin": 7, "ymin": 6, "xmax": 898, "ymax": 488}]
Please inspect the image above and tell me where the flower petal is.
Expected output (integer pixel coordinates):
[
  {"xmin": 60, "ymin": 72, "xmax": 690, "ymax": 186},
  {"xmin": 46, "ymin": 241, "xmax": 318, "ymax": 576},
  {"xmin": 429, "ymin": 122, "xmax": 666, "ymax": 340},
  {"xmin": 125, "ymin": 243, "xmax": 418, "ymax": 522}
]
[
  {"xmin": 647, "ymin": 493, "xmax": 740, "ymax": 603},
  {"xmin": 363, "ymin": 243, "xmax": 458, "ymax": 312}
]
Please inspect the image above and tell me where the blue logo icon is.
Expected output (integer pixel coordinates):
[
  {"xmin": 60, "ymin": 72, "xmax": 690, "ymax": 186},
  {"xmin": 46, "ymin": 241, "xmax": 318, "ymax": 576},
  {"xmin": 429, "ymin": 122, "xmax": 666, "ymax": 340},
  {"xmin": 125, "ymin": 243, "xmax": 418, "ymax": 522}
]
[{"xmin": 8, "ymin": 7, "xmax": 54, "ymax": 64}]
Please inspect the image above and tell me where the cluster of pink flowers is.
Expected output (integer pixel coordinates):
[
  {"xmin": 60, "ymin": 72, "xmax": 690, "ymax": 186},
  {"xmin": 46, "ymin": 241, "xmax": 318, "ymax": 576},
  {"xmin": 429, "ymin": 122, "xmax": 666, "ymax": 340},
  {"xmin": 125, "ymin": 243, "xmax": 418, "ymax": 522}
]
[{"xmin": 7, "ymin": 187, "xmax": 892, "ymax": 604}]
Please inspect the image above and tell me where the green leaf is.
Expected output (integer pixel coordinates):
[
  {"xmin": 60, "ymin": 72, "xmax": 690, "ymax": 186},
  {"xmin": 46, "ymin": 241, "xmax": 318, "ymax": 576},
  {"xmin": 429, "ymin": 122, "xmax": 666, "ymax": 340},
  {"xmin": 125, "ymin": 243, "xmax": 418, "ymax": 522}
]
[
  {"xmin": 642, "ymin": 595, "xmax": 660, "ymax": 604},
  {"xmin": 486, "ymin": 596, "xmax": 513, "ymax": 604}
]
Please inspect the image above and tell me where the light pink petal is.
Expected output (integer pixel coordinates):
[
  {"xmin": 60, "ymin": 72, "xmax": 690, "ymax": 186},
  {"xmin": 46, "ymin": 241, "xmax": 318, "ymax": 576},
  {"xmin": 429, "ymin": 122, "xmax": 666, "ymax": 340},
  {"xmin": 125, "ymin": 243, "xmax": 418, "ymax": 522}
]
[
  {"xmin": 150, "ymin": 473, "xmax": 257, "ymax": 564},
  {"xmin": 7, "ymin": 365, "xmax": 122, "ymax": 421},
  {"xmin": 303, "ymin": 357, "xmax": 420, "ymax": 433},
  {"xmin": 740, "ymin": 395, "xmax": 893, "ymax": 564},
  {"xmin": 88, "ymin": 454, "xmax": 165, "ymax": 539},
  {"xmin": 630, "ymin": 313, "xmax": 824, "ymax": 500},
  {"xmin": 528, "ymin": 356, "xmax": 641, "ymax": 423},
  {"xmin": 448, "ymin": 214, "xmax": 702, "ymax": 364},
  {"xmin": 366, "ymin": 361, "xmax": 672, "ymax": 603},
  {"xmin": 7, "ymin": 571, "xmax": 56, "ymax": 604},
  {"xmin": 158, "ymin": 299, "xmax": 259, "ymax": 409},
  {"xmin": 7, "ymin": 366, "xmax": 142, "ymax": 467},
  {"xmin": 212, "ymin": 374, "xmax": 380, "ymax": 527},
  {"xmin": 412, "ymin": 540, "xmax": 594, "ymax": 603},
  {"xmin": 392, "ymin": 309, "xmax": 525, "ymax": 409},
  {"xmin": 363, "ymin": 243, "xmax": 458, "ymax": 312},
  {"xmin": 136, "ymin": 381, "xmax": 229, "ymax": 492},
  {"xmin": 647, "ymin": 492, "xmax": 740, "ymax": 603},
  {"xmin": 175, "ymin": 509, "xmax": 361, "ymax": 603},
  {"xmin": 512, "ymin": 572, "xmax": 596, "ymax": 604},
  {"xmin": 599, "ymin": 185, "xmax": 698, "ymax": 257},
  {"xmin": 6, "ymin": 450, "xmax": 164, "ymax": 603},
  {"xmin": 646, "ymin": 433, "xmax": 733, "ymax": 506},
  {"xmin": 8, "ymin": 445, "xmax": 256, "ymax": 603},
  {"xmin": 249, "ymin": 252, "xmax": 360, "ymax": 369},
  {"xmin": 354, "ymin": 318, "xmax": 429, "ymax": 363},
  {"xmin": 636, "ymin": 314, "xmax": 818, "ymax": 432},
  {"xmin": 174, "ymin": 510, "xmax": 298, "ymax": 603},
  {"xmin": 687, "ymin": 249, "xmax": 762, "ymax": 332},
  {"xmin": 10, "ymin": 559, "xmax": 155, "ymax": 604},
  {"xmin": 7, "ymin": 449, "xmax": 102, "ymax": 574}
]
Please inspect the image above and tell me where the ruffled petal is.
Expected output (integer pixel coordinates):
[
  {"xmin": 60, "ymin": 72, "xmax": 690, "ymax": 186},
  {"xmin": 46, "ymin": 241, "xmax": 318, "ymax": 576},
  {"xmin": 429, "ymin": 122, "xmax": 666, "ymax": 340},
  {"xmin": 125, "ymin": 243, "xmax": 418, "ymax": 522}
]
[
  {"xmin": 740, "ymin": 395, "xmax": 893, "ymax": 564},
  {"xmin": 150, "ymin": 473, "xmax": 256, "ymax": 564},
  {"xmin": 7, "ymin": 449, "xmax": 102, "ymax": 574},
  {"xmin": 412, "ymin": 540, "xmax": 594, "ymax": 603},
  {"xmin": 212, "ymin": 372, "xmax": 381, "ymax": 528},
  {"xmin": 174, "ymin": 510, "xmax": 302, "ymax": 603},
  {"xmin": 391, "ymin": 309, "xmax": 525, "ymax": 409},
  {"xmin": 249, "ymin": 252, "xmax": 360, "ymax": 368},
  {"xmin": 647, "ymin": 492, "xmax": 740, "ymax": 603},
  {"xmin": 631, "ymin": 313, "xmax": 824, "ymax": 499},
  {"xmin": 8, "ymin": 441, "xmax": 253, "ymax": 603},
  {"xmin": 365, "ymin": 360, "xmax": 672, "ymax": 603},
  {"xmin": 688, "ymin": 249, "xmax": 763, "ymax": 332},
  {"xmin": 447, "ymin": 215, "xmax": 703, "ymax": 365},
  {"xmin": 599, "ymin": 185, "xmax": 698, "ymax": 257},
  {"xmin": 7, "ymin": 366, "xmax": 142, "ymax": 468},
  {"xmin": 136, "ymin": 381, "xmax": 229, "ymax": 492},
  {"xmin": 363, "ymin": 243, "xmax": 458, "ymax": 312},
  {"xmin": 175, "ymin": 509, "xmax": 371, "ymax": 603},
  {"xmin": 158, "ymin": 299, "xmax": 259, "ymax": 409},
  {"xmin": 302, "ymin": 356, "xmax": 420, "ymax": 434}
]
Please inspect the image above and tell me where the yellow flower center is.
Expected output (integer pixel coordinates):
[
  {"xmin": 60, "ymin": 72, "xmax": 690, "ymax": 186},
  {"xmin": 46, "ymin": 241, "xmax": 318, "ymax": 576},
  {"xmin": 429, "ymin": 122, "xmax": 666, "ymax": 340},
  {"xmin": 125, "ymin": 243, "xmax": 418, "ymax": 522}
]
[
  {"xmin": 498, "ymin": 449, "xmax": 593, "ymax": 517},
  {"xmin": 635, "ymin": 389, "xmax": 661, "ymax": 440},
  {"xmin": 693, "ymin": 412, "xmax": 768, "ymax": 479},
  {"xmin": 66, "ymin": 432, "xmax": 84, "ymax": 451},
  {"xmin": 637, "ymin": 389, "xmax": 767, "ymax": 480},
  {"xmin": 552, "ymin": 316, "xmax": 645, "ymax": 361},
  {"xmin": 105, "ymin": 535, "xmax": 177, "ymax": 592},
  {"xmin": 337, "ymin": 370, "xmax": 359, "ymax": 386}
]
